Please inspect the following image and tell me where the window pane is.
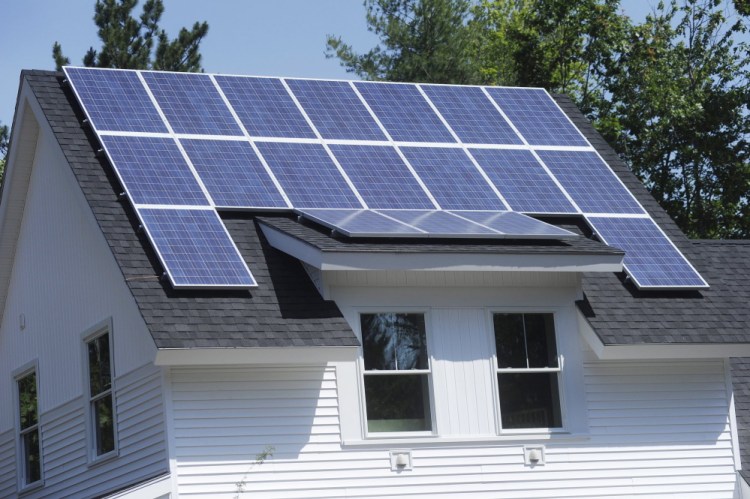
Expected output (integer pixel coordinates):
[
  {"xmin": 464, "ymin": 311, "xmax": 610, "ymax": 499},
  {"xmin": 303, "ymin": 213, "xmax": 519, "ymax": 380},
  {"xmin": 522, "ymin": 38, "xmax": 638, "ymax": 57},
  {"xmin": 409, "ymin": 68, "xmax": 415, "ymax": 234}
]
[
  {"xmin": 22, "ymin": 430, "xmax": 41, "ymax": 484},
  {"xmin": 493, "ymin": 314, "xmax": 526, "ymax": 368},
  {"xmin": 361, "ymin": 313, "xmax": 427, "ymax": 371},
  {"xmin": 88, "ymin": 334, "xmax": 112, "ymax": 396},
  {"xmin": 498, "ymin": 372, "xmax": 562, "ymax": 429},
  {"xmin": 364, "ymin": 374, "xmax": 432, "ymax": 432},
  {"xmin": 524, "ymin": 314, "xmax": 558, "ymax": 368},
  {"xmin": 94, "ymin": 394, "xmax": 115, "ymax": 455},
  {"xmin": 17, "ymin": 373, "xmax": 38, "ymax": 430}
]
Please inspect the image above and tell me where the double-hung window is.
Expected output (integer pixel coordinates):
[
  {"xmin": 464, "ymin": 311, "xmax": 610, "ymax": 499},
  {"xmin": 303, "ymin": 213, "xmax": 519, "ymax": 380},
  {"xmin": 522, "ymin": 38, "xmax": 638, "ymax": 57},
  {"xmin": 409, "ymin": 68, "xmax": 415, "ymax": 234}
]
[
  {"xmin": 493, "ymin": 313, "xmax": 562, "ymax": 430},
  {"xmin": 16, "ymin": 369, "xmax": 41, "ymax": 487},
  {"xmin": 360, "ymin": 313, "xmax": 432, "ymax": 433},
  {"xmin": 86, "ymin": 331, "xmax": 116, "ymax": 458}
]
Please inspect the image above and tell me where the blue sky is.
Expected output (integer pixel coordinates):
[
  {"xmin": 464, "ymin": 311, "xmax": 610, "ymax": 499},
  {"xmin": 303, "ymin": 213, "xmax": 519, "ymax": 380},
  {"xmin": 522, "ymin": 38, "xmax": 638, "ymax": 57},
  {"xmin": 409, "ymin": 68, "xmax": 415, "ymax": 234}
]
[{"xmin": 0, "ymin": 1, "xmax": 662, "ymax": 130}]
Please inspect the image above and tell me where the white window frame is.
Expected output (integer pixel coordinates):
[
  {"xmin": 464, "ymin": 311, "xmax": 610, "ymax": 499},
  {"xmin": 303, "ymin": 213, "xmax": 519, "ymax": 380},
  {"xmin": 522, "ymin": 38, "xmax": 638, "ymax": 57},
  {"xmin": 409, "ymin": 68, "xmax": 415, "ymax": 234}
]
[
  {"xmin": 82, "ymin": 319, "xmax": 118, "ymax": 463},
  {"xmin": 357, "ymin": 309, "xmax": 436, "ymax": 439},
  {"xmin": 13, "ymin": 361, "xmax": 43, "ymax": 492}
]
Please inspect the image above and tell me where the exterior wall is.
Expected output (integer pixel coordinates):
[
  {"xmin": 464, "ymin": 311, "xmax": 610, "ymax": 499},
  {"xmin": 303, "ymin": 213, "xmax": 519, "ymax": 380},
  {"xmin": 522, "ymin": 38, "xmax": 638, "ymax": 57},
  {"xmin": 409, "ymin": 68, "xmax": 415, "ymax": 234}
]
[{"xmin": 0, "ymin": 123, "xmax": 167, "ymax": 494}]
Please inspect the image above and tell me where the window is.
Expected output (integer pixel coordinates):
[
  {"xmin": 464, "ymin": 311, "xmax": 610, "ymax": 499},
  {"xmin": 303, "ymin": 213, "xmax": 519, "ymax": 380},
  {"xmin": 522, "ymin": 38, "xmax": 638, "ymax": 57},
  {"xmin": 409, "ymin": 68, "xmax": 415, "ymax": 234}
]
[
  {"xmin": 86, "ymin": 331, "xmax": 116, "ymax": 457},
  {"xmin": 494, "ymin": 313, "xmax": 562, "ymax": 430},
  {"xmin": 360, "ymin": 313, "xmax": 432, "ymax": 433},
  {"xmin": 16, "ymin": 370, "xmax": 41, "ymax": 487}
]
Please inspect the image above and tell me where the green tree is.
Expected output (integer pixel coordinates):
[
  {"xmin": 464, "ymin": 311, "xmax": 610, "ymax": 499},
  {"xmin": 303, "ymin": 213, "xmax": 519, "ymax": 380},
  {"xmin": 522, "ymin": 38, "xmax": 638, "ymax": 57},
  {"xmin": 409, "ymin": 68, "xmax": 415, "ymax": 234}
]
[
  {"xmin": 0, "ymin": 122, "xmax": 8, "ymax": 179},
  {"xmin": 53, "ymin": 0, "xmax": 208, "ymax": 72}
]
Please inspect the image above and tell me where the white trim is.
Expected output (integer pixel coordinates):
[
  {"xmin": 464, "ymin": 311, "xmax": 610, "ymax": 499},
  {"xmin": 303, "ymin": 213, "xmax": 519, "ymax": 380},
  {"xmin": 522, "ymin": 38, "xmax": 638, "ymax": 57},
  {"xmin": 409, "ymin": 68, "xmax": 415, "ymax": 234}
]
[
  {"xmin": 13, "ymin": 360, "xmax": 43, "ymax": 492},
  {"xmin": 162, "ymin": 368, "xmax": 180, "ymax": 499},
  {"xmin": 726, "ymin": 359, "xmax": 742, "ymax": 471},
  {"xmin": 103, "ymin": 473, "xmax": 172, "ymax": 499},
  {"xmin": 154, "ymin": 346, "xmax": 358, "ymax": 366}
]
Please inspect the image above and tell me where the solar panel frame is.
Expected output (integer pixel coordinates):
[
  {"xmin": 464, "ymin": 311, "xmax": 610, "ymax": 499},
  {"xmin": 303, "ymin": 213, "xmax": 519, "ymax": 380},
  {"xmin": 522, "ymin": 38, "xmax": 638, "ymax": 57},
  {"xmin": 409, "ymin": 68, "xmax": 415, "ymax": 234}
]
[
  {"xmin": 297, "ymin": 209, "xmax": 428, "ymax": 237},
  {"xmin": 451, "ymin": 211, "xmax": 578, "ymax": 239}
]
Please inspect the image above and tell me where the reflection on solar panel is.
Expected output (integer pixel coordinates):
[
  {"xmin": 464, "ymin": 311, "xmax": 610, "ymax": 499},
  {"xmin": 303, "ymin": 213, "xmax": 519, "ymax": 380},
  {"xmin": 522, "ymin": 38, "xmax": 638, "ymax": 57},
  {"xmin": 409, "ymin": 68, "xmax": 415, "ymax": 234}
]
[
  {"xmin": 100, "ymin": 135, "xmax": 209, "ymax": 206},
  {"xmin": 378, "ymin": 210, "xmax": 498, "ymax": 237},
  {"xmin": 138, "ymin": 208, "xmax": 256, "ymax": 288},
  {"xmin": 537, "ymin": 150, "xmax": 644, "ymax": 215},
  {"xmin": 65, "ymin": 67, "xmax": 167, "ymax": 133},
  {"xmin": 256, "ymin": 142, "xmax": 362, "ymax": 209},
  {"xmin": 287, "ymin": 79, "xmax": 386, "ymax": 140},
  {"xmin": 486, "ymin": 87, "xmax": 588, "ymax": 146},
  {"xmin": 328, "ymin": 145, "xmax": 434, "ymax": 209},
  {"xmin": 297, "ymin": 209, "xmax": 426, "ymax": 237},
  {"xmin": 421, "ymin": 85, "xmax": 521, "ymax": 145},
  {"xmin": 355, "ymin": 82, "xmax": 455, "ymax": 143},
  {"xmin": 141, "ymin": 72, "xmax": 242, "ymax": 136},
  {"xmin": 470, "ymin": 149, "xmax": 576, "ymax": 214},
  {"xmin": 399, "ymin": 147, "xmax": 505, "ymax": 211},
  {"xmin": 215, "ymin": 76, "xmax": 316, "ymax": 138},
  {"xmin": 181, "ymin": 139, "xmax": 287, "ymax": 208},
  {"xmin": 452, "ymin": 211, "xmax": 577, "ymax": 239},
  {"xmin": 587, "ymin": 216, "xmax": 708, "ymax": 289}
]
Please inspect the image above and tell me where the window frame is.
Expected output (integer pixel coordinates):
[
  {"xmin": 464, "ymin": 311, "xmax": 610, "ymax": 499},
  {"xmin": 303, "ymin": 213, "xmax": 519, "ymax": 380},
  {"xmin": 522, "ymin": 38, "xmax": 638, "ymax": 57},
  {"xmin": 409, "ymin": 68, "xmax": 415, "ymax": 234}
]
[
  {"xmin": 81, "ymin": 319, "xmax": 118, "ymax": 463},
  {"xmin": 357, "ymin": 309, "xmax": 436, "ymax": 439},
  {"xmin": 13, "ymin": 361, "xmax": 43, "ymax": 492}
]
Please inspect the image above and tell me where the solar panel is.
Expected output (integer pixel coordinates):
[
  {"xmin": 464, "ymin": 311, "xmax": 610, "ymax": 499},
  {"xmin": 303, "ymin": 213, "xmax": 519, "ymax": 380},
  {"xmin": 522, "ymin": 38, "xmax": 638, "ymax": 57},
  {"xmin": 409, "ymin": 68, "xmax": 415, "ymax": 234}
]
[
  {"xmin": 286, "ymin": 79, "xmax": 386, "ymax": 140},
  {"xmin": 297, "ymin": 209, "xmax": 426, "ymax": 237},
  {"xmin": 214, "ymin": 76, "xmax": 316, "ymax": 139},
  {"xmin": 138, "ymin": 208, "xmax": 256, "ymax": 288},
  {"xmin": 100, "ymin": 135, "xmax": 209, "ymax": 206},
  {"xmin": 587, "ymin": 216, "xmax": 708, "ymax": 289},
  {"xmin": 469, "ymin": 148, "xmax": 577, "ymax": 214},
  {"xmin": 255, "ymin": 142, "xmax": 362, "ymax": 209},
  {"xmin": 328, "ymin": 145, "xmax": 434, "ymax": 209},
  {"xmin": 399, "ymin": 147, "xmax": 506, "ymax": 211},
  {"xmin": 180, "ymin": 139, "xmax": 287, "ymax": 208},
  {"xmin": 485, "ymin": 87, "xmax": 588, "ymax": 146},
  {"xmin": 451, "ymin": 211, "xmax": 577, "ymax": 239},
  {"xmin": 64, "ymin": 67, "xmax": 167, "ymax": 133},
  {"xmin": 421, "ymin": 85, "xmax": 521, "ymax": 145},
  {"xmin": 354, "ymin": 82, "xmax": 455, "ymax": 143},
  {"xmin": 141, "ymin": 72, "xmax": 242, "ymax": 136},
  {"xmin": 536, "ymin": 150, "xmax": 644, "ymax": 215},
  {"xmin": 378, "ymin": 210, "xmax": 499, "ymax": 237}
]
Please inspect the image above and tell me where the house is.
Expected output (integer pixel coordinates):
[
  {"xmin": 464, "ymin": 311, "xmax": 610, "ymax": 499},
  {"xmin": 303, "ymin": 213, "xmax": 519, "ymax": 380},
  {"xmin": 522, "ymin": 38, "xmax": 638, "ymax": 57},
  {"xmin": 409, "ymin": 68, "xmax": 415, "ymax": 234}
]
[{"xmin": 1, "ymin": 67, "xmax": 750, "ymax": 497}]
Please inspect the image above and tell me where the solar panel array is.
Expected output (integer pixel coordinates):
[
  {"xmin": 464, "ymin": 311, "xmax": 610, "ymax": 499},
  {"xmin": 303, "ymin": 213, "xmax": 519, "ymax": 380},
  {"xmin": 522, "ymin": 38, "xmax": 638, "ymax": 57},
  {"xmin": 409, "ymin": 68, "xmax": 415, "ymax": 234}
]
[{"xmin": 64, "ymin": 67, "xmax": 708, "ymax": 290}]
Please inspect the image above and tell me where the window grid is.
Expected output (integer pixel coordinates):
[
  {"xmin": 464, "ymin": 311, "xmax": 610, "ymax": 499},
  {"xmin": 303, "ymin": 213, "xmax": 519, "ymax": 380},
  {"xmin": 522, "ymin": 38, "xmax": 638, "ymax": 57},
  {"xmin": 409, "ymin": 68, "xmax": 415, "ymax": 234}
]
[
  {"xmin": 86, "ymin": 331, "xmax": 116, "ymax": 459},
  {"xmin": 16, "ymin": 370, "xmax": 41, "ymax": 488}
]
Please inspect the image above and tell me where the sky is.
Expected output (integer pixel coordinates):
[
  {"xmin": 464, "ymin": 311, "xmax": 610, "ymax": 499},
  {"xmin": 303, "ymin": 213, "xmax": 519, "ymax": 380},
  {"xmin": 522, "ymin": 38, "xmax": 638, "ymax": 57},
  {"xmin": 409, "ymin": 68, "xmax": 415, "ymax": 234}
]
[{"xmin": 0, "ymin": 0, "xmax": 663, "ymax": 131}]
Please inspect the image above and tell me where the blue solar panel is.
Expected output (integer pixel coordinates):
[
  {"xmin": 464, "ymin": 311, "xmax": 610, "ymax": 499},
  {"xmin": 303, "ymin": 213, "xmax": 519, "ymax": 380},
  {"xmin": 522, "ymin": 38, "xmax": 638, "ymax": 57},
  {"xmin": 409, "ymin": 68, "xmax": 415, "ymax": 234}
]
[
  {"xmin": 138, "ymin": 208, "xmax": 256, "ymax": 288},
  {"xmin": 421, "ymin": 85, "xmax": 521, "ymax": 145},
  {"xmin": 587, "ymin": 216, "xmax": 708, "ymax": 288},
  {"xmin": 181, "ymin": 139, "xmax": 287, "ymax": 208},
  {"xmin": 64, "ymin": 67, "xmax": 167, "ymax": 133},
  {"xmin": 469, "ymin": 149, "xmax": 577, "ymax": 214},
  {"xmin": 378, "ymin": 210, "xmax": 499, "ymax": 237},
  {"xmin": 215, "ymin": 76, "xmax": 316, "ymax": 139},
  {"xmin": 297, "ymin": 209, "xmax": 426, "ymax": 237},
  {"xmin": 256, "ymin": 142, "xmax": 362, "ymax": 209},
  {"xmin": 451, "ymin": 211, "xmax": 577, "ymax": 239},
  {"xmin": 354, "ymin": 82, "xmax": 455, "ymax": 143},
  {"xmin": 286, "ymin": 79, "xmax": 386, "ymax": 140},
  {"xmin": 328, "ymin": 145, "xmax": 434, "ymax": 209},
  {"xmin": 536, "ymin": 150, "xmax": 644, "ymax": 214},
  {"xmin": 399, "ymin": 147, "xmax": 505, "ymax": 210},
  {"xmin": 485, "ymin": 88, "xmax": 588, "ymax": 146},
  {"xmin": 101, "ymin": 136, "xmax": 209, "ymax": 206},
  {"xmin": 141, "ymin": 72, "xmax": 242, "ymax": 136}
]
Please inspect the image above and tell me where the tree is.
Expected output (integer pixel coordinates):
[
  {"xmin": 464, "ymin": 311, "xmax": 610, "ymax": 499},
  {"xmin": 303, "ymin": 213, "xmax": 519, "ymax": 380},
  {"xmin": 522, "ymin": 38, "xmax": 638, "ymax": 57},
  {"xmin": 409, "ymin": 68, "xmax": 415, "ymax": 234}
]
[
  {"xmin": 0, "ymin": 122, "xmax": 8, "ymax": 180},
  {"xmin": 53, "ymin": 0, "xmax": 208, "ymax": 72}
]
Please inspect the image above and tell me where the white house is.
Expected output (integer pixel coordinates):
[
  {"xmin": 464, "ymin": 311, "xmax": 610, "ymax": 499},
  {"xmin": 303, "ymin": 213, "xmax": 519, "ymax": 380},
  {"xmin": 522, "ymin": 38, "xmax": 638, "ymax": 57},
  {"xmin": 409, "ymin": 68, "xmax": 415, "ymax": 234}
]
[{"xmin": 1, "ymin": 68, "xmax": 750, "ymax": 498}]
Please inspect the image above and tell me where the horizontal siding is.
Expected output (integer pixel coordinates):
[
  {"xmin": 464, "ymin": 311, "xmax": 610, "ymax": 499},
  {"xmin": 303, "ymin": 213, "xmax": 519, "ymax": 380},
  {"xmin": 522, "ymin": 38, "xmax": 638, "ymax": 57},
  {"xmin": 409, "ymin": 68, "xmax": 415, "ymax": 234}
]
[
  {"xmin": 172, "ymin": 360, "xmax": 736, "ymax": 498},
  {"xmin": 0, "ymin": 428, "xmax": 16, "ymax": 498}
]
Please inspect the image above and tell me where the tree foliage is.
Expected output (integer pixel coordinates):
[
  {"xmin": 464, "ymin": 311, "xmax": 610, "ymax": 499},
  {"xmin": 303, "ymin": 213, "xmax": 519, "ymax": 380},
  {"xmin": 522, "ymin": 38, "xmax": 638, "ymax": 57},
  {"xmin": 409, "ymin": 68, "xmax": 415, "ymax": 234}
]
[
  {"xmin": 53, "ymin": 0, "xmax": 208, "ymax": 72},
  {"xmin": 0, "ymin": 122, "xmax": 8, "ymax": 180}
]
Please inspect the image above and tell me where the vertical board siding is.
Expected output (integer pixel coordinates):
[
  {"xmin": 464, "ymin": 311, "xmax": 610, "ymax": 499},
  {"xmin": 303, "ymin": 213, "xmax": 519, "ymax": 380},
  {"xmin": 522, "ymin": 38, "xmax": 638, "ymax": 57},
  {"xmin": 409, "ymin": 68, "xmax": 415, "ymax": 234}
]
[{"xmin": 172, "ymin": 360, "xmax": 736, "ymax": 498}]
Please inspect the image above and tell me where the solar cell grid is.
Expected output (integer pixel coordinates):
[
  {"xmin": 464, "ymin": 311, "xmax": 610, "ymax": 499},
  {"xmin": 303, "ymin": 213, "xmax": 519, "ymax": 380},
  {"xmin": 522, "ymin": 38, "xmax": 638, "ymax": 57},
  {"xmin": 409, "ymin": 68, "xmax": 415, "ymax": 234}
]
[
  {"xmin": 469, "ymin": 149, "xmax": 577, "ymax": 214},
  {"xmin": 399, "ymin": 147, "xmax": 505, "ymax": 211},
  {"xmin": 451, "ymin": 211, "xmax": 577, "ymax": 239},
  {"xmin": 256, "ymin": 142, "xmax": 362, "ymax": 209},
  {"xmin": 297, "ymin": 209, "xmax": 426, "ymax": 237},
  {"xmin": 215, "ymin": 76, "xmax": 317, "ymax": 139},
  {"xmin": 354, "ymin": 82, "xmax": 455, "ymax": 143},
  {"xmin": 138, "ymin": 208, "xmax": 256, "ymax": 287},
  {"xmin": 486, "ymin": 87, "xmax": 588, "ymax": 146},
  {"xmin": 141, "ymin": 72, "xmax": 242, "ymax": 136},
  {"xmin": 421, "ymin": 85, "xmax": 521, "ymax": 145},
  {"xmin": 286, "ymin": 79, "xmax": 386, "ymax": 140},
  {"xmin": 181, "ymin": 139, "xmax": 287, "ymax": 208},
  {"xmin": 378, "ymin": 210, "xmax": 498, "ymax": 236},
  {"xmin": 101, "ymin": 135, "xmax": 209, "ymax": 206},
  {"xmin": 64, "ymin": 68, "xmax": 167, "ymax": 133}
]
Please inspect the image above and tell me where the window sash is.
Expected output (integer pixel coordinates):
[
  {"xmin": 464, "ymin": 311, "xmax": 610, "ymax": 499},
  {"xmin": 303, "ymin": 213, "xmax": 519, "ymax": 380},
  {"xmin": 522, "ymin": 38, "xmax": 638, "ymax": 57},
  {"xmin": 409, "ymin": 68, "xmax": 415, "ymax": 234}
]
[
  {"xmin": 85, "ymin": 330, "xmax": 116, "ymax": 458},
  {"xmin": 16, "ymin": 370, "xmax": 41, "ymax": 487}
]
